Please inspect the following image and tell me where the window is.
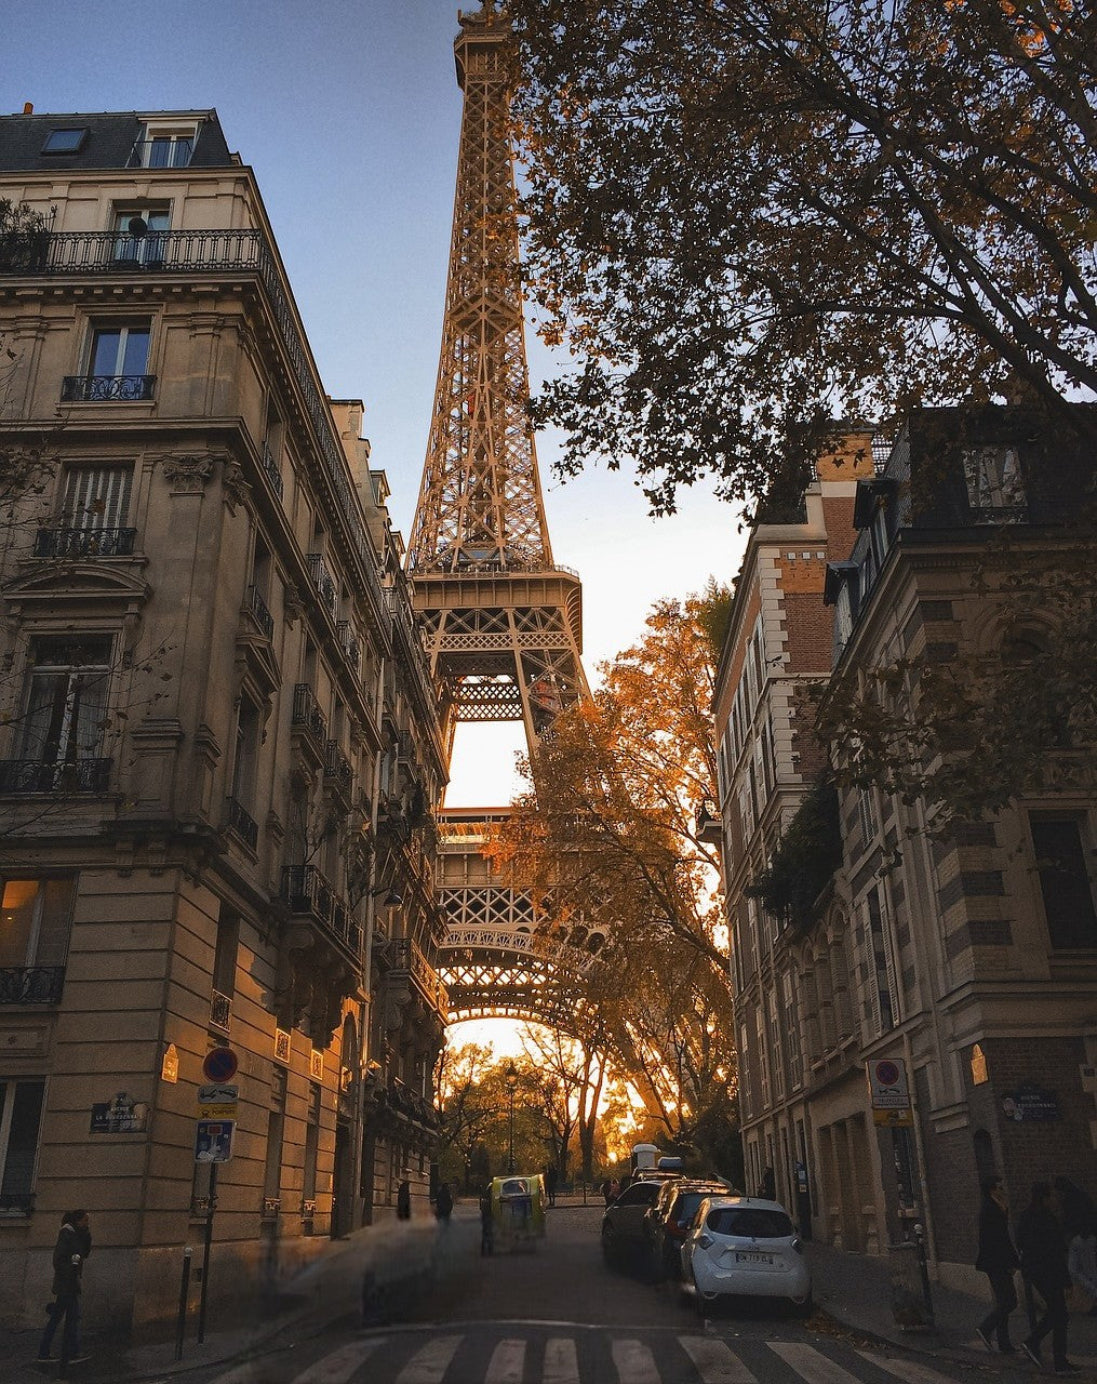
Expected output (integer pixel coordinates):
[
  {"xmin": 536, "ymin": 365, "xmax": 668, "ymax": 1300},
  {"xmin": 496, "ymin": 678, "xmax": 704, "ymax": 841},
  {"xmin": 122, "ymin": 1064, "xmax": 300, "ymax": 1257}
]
[
  {"xmin": 0, "ymin": 1079, "xmax": 45, "ymax": 1209},
  {"xmin": 42, "ymin": 128, "xmax": 87, "ymax": 154},
  {"xmin": 63, "ymin": 322, "xmax": 153, "ymax": 402},
  {"xmin": 63, "ymin": 465, "xmax": 133, "ymax": 531},
  {"xmin": 782, "ymin": 971, "xmax": 802, "ymax": 1088},
  {"xmin": 866, "ymin": 885, "xmax": 898, "ymax": 1033},
  {"xmin": 112, "ymin": 207, "xmax": 169, "ymax": 266},
  {"xmin": 263, "ymin": 1069, "xmax": 286, "ymax": 1212},
  {"xmin": 769, "ymin": 990, "xmax": 784, "ymax": 1100},
  {"xmin": 0, "ymin": 878, "xmax": 74, "ymax": 971},
  {"xmin": 231, "ymin": 696, "xmax": 261, "ymax": 810},
  {"xmin": 963, "ymin": 445, "xmax": 1026, "ymax": 515},
  {"xmin": 1030, "ymin": 816, "xmax": 1097, "ymax": 950},
  {"xmin": 20, "ymin": 636, "xmax": 112, "ymax": 766},
  {"xmin": 211, "ymin": 905, "xmax": 240, "ymax": 1001},
  {"xmin": 131, "ymin": 124, "xmax": 196, "ymax": 169}
]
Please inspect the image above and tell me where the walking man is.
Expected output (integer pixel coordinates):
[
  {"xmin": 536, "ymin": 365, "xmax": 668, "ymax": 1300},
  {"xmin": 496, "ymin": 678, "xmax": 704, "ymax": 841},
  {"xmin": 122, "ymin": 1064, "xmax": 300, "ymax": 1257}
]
[
  {"xmin": 1017, "ymin": 1181, "xmax": 1080, "ymax": 1376},
  {"xmin": 975, "ymin": 1177, "xmax": 1019, "ymax": 1353},
  {"xmin": 38, "ymin": 1209, "xmax": 91, "ymax": 1366}
]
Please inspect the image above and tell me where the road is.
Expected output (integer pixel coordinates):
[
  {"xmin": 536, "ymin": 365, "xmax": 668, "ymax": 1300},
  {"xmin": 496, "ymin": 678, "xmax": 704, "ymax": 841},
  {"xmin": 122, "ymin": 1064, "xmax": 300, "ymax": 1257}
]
[{"xmin": 183, "ymin": 1205, "xmax": 999, "ymax": 1384}]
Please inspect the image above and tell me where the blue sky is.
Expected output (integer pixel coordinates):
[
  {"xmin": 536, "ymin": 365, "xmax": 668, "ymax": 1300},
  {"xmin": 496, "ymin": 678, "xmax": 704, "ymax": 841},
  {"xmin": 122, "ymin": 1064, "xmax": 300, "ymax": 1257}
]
[{"xmin": 7, "ymin": 0, "xmax": 746, "ymax": 803}]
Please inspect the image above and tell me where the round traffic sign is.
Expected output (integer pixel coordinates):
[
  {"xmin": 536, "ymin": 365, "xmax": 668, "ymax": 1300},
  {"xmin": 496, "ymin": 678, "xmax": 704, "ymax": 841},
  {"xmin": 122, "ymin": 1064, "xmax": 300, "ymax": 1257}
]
[
  {"xmin": 202, "ymin": 1047, "xmax": 238, "ymax": 1084},
  {"xmin": 875, "ymin": 1060, "xmax": 900, "ymax": 1087}
]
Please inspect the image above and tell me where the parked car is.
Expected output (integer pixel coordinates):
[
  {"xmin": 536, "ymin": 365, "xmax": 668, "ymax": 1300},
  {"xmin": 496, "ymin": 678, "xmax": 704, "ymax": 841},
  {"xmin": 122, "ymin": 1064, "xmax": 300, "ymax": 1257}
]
[
  {"xmin": 643, "ymin": 1178, "xmax": 732, "ymax": 1280},
  {"xmin": 680, "ymin": 1196, "xmax": 812, "ymax": 1315},
  {"xmin": 601, "ymin": 1178, "xmax": 666, "ymax": 1267}
]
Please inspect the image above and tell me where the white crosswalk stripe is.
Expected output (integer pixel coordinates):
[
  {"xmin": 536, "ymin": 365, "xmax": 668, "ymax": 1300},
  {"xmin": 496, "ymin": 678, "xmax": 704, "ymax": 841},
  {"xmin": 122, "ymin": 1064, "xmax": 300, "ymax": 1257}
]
[
  {"xmin": 288, "ymin": 1338, "xmax": 386, "ymax": 1383},
  {"xmin": 394, "ymin": 1333, "xmax": 462, "ymax": 1384},
  {"xmin": 611, "ymin": 1337, "xmax": 661, "ymax": 1384},
  {"xmin": 679, "ymin": 1334, "xmax": 760, "ymax": 1382},
  {"xmin": 543, "ymin": 1335, "xmax": 581, "ymax": 1384},
  {"xmin": 769, "ymin": 1341, "xmax": 863, "ymax": 1384},
  {"xmin": 856, "ymin": 1348, "xmax": 967, "ymax": 1384},
  {"xmin": 485, "ymin": 1337, "xmax": 527, "ymax": 1384}
]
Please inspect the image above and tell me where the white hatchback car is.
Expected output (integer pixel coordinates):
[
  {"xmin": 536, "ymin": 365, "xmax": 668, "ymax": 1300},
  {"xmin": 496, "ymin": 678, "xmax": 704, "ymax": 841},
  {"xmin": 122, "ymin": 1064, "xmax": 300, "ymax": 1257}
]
[{"xmin": 681, "ymin": 1196, "xmax": 812, "ymax": 1315}]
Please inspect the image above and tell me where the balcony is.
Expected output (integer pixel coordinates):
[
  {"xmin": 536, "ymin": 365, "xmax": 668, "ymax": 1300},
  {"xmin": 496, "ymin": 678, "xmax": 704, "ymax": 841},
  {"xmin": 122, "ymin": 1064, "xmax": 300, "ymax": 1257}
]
[
  {"xmin": 0, "ymin": 758, "xmax": 111, "ymax": 794},
  {"xmin": 281, "ymin": 865, "xmax": 361, "ymax": 956},
  {"xmin": 127, "ymin": 138, "xmax": 194, "ymax": 168},
  {"xmin": 305, "ymin": 553, "xmax": 337, "ymax": 618},
  {"xmin": 225, "ymin": 796, "xmax": 259, "ymax": 851},
  {"xmin": 261, "ymin": 442, "xmax": 284, "ymax": 500},
  {"xmin": 61, "ymin": 374, "xmax": 155, "ymax": 403},
  {"xmin": 0, "ymin": 966, "xmax": 65, "ymax": 1005},
  {"xmin": 336, "ymin": 621, "xmax": 360, "ymax": 670},
  {"xmin": 34, "ymin": 526, "xmax": 137, "ymax": 558},
  {"xmin": 291, "ymin": 684, "xmax": 327, "ymax": 748},
  {"xmin": 324, "ymin": 740, "xmax": 353, "ymax": 801},
  {"xmin": 389, "ymin": 937, "xmax": 448, "ymax": 1018},
  {"xmin": 245, "ymin": 585, "xmax": 275, "ymax": 641}
]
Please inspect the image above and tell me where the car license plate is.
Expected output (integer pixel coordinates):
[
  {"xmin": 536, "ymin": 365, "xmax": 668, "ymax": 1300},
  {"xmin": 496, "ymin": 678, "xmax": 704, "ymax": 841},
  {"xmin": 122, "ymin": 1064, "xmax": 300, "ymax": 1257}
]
[{"xmin": 734, "ymin": 1251, "xmax": 774, "ymax": 1264}]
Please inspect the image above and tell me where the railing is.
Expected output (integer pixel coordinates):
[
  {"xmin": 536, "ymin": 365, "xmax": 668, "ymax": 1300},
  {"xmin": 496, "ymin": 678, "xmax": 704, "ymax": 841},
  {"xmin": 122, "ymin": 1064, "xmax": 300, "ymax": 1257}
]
[
  {"xmin": 245, "ymin": 584, "xmax": 275, "ymax": 640},
  {"xmin": 61, "ymin": 374, "xmax": 155, "ymax": 403},
  {"xmin": 324, "ymin": 740, "xmax": 353, "ymax": 794},
  {"xmin": 291, "ymin": 684, "xmax": 327, "ymax": 745},
  {"xmin": 261, "ymin": 441, "xmax": 284, "ymax": 499},
  {"xmin": 281, "ymin": 865, "xmax": 361, "ymax": 955},
  {"xmin": 1, "ymin": 229, "xmax": 388, "ymax": 624},
  {"xmin": 34, "ymin": 526, "xmax": 137, "ymax": 558},
  {"xmin": 305, "ymin": 553, "xmax": 337, "ymax": 618},
  {"xmin": 336, "ymin": 621, "xmax": 359, "ymax": 667},
  {"xmin": 0, "ymin": 966, "xmax": 65, "ymax": 1005},
  {"xmin": 389, "ymin": 937, "xmax": 448, "ymax": 1015},
  {"xmin": 0, "ymin": 758, "xmax": 111, "ymax": 794},
  {"xmin": 225, "ymin": 796, "xmax": 259, "ymax": 850},
  {"xmin": 127, "ymin": 138, "xmax": 194, "ymax": 168}
]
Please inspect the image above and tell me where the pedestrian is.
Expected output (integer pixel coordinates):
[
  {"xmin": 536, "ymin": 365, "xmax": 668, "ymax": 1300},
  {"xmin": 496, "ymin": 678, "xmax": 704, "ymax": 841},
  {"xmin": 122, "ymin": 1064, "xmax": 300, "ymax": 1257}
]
[
  {"xmin": 545, "ymin": 1165, "xmax": 558, "ymax": 1209},
  {"xmin": 396, "ymin": 1179, "xmax": 411, "ymax": 1221},
  {"xmin": 1017, "ymin": 1181, "xmax": 1080, "ymax": 1375},
  {"xmin": 757, "ymin": 1166, "xmax": 776, "ymax": 1201},
  {"xmin": 435, "ymin": 1182, "xmax": 453, "ymax": 1223},
  {"xmin": 479, "ymin": 1184, "xmax": 494, "ymax": 1256},
  {"xmin": 1066, "ymin": 1212, "xmax": 1097, "ymax": 1314},
  {"xmin": 38, "ymin": 1209, "xmax": 91, "ymax": 1366},
  {"xmin": 974, "ymin": 1176, "xmax": 1019, "ymax": 1353}
]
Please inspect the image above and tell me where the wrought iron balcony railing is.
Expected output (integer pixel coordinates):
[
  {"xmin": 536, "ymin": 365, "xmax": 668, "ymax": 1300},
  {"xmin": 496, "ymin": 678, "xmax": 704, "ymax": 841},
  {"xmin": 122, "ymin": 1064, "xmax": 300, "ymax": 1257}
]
[
  {"xmin": 34, "ymin": 526, "xmax": 137, "ymax": 558},
  {"xmin": 291, "ymin": 684, "xmax": 327, "ymax": 745},
  {"xmin": 245, "ymin": 584, "xmax": 275, "ymax": 640},
  {"xmin": 305, "ymin": 553, "xmax": 337, "ymax": 618},
  {"xmin": 261, "ymin": 442, "xmax": 284, "ymax": 499},
  {"xmin": 0, "ymin": 966, "xmax": 65, "ymax": 1005},
  {"xmin": 127, "ymin": 138, "xmax": 194, "ymax": 168},
  {"xmin": 61, "ymin": 374, "xmax": 155, "ymax": 403},
  {"xmin": 0, "ymin": 758, "xmax": 111, "ymax": 794},
  {"xmin": 225, "ymin": 796, "xmax": 259, "ymax": 850},
  {"xmin": 323, "ymin": 740, "xmax": 353, "ymax": 794},
  {"xmin": 281, "ymin": 865, "xmax": 361, "ymax": 955},
  {"xmin": 336, "ymin": 621, "xmax": 360, "ymax": 667},
  {"xmin": 389, "ymin": 937, "xmax": 448, "ymax": 1016},
  {"xmin": 1, "ymin": 228, "xmax": 387, "ymax": 623}
]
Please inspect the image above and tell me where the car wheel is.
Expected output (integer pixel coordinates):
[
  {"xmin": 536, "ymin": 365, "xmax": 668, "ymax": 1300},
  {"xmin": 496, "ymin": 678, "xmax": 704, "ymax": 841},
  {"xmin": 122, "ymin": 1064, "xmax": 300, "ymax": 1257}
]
[
  {"xmin": 601, "ymin": 1230, "xmax": 617, "ymax": 1267},
  {"xmin": 792, "ymin": 1289, "xmax": 814, "ymax": 1318}
]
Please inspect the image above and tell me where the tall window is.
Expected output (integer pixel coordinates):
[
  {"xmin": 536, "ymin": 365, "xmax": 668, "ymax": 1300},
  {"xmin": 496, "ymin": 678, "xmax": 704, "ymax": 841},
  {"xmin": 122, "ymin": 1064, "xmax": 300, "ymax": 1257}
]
[
  {"xmin": 866, "ymin": 885, "xmax": 898, "ymax": 1034},
  {"xmin": 768, "ymin": 989, "xmax": 784, "ymax": 1101},
  {"xmin": 1030, "ymin": 816, "xmax": 1097, "ymax": 950},
  {"xmin": 211, "ymin": 905, "xmax": 240, "ymax": 1001},
  {"xmin": 782, "ymin": 971, "xmax": 802, "ymax": 1089},
  {"xmin": 0, "ymin": 1079, "xmax": 45, "ymax": 1210},
  {"xmin": 964, "ymin": 445, "xmax": 1026, "ymax": 514},
  {"xmin": 62, "ymin": 465, "xmax": 133, "ymax": 532},
  {"xmin": 0, "ymin": 879, "xmax": 74, "ymax": 970},
  {"xmin": 132, "ymin": 124, "xmax": 196, "ymax": 168},
  {"xmin": 231, "ymin": 696, "xmax": 261, "ymax": 811},
  {"xmin": 90, "ymin": 323, "xmax": 150, "ymax": 379},
  {"xmin": 263, "ymin": 1069, "xmax": 287, "ymax": 1212},
  {"xmin": 112, "ymin": 207, "xmax": 169, "ymax": 266},
  {"xmin": 20, "ymin": 636, "xmax": 112, "ymax": 765}
]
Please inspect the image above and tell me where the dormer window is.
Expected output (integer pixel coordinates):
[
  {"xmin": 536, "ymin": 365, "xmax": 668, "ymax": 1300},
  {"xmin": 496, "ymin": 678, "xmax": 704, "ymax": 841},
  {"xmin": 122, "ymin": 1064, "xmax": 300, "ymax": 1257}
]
[
  {"xmin": 129, "ymin": 122, "xmax": 197, "ymax": 169},
  {"xmin": 963, "ymin": 445, "xmax": 1026, "ymax": 517},
  {"xmin": 41, "ymin": 128, "xmax": 88, "ymax": 155}
]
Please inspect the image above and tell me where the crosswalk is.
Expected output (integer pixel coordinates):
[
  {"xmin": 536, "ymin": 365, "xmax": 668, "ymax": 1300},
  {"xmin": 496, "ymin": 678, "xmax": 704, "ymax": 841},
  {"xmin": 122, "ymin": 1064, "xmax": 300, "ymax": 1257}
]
[{"xmin": 207, "ymin": 1330, "xmax": 969, "ymax": 1384}]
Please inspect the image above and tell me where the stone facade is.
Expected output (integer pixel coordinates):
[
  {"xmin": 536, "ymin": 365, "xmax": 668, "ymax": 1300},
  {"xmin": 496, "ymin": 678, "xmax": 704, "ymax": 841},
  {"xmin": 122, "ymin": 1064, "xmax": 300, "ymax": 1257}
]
[{"xmin": 0, "ymin": 110, "xmax": 447, "ymax": 1335}]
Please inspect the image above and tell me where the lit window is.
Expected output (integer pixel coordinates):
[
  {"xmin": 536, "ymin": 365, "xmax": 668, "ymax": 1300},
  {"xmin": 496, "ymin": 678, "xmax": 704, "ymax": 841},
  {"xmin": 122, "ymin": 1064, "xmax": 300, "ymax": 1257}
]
[{"xmin": 0, "ymin": 879, "xmax": 75, "ymax": 970}]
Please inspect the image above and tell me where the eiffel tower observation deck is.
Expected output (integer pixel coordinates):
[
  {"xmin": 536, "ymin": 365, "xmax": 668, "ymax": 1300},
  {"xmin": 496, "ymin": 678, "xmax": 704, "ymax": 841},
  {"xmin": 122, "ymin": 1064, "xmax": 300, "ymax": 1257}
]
[{"xmin": 407, "ymin": 0, "xmax": 590, "ymax": 1022}]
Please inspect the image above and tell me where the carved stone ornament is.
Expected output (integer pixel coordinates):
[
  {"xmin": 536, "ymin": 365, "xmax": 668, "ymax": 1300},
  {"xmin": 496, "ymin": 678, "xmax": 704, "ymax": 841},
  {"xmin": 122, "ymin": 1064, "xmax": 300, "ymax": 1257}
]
[
  {"xmin": 283, "ymin": 582, "xmax": 306, "ymax": 627},
  {"xmin": 221, "ymin": 459, "xmax": 251, "ymax": 514},
  {"xmin": 162, "ymin": 454, "xmax": 215, "ymax": 494}
]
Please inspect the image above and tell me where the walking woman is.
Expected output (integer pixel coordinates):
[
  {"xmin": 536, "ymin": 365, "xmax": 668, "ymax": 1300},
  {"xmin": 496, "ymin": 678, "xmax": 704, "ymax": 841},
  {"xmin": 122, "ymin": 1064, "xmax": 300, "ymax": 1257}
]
[
  {"xmin": 1017, "ymin": 1182, "xmax": 1080, "ymax": 1376},
  {"xmin": 975, "ymin": 1177, "xmax": 1019, "ymax": 1354}
]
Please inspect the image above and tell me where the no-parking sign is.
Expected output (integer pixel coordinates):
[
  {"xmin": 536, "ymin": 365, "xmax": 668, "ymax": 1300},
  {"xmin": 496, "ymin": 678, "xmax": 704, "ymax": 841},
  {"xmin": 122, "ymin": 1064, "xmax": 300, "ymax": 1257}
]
[{"xmin": 867, "ymin": 1058, "xmax": 912, "ymax": 1112}]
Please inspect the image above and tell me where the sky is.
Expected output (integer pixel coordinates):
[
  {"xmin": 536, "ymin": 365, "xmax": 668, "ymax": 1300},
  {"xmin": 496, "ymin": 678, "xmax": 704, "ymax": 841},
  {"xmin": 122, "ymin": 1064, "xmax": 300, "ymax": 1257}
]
[{"xmin": 6, "ymin": 0, "xmax": 747, "ymax": 806}]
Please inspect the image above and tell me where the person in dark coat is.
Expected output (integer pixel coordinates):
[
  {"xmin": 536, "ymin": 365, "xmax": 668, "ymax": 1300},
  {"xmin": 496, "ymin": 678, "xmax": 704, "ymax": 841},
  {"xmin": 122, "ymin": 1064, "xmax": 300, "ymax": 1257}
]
[
  {"xmin": 975, "ymin": 1177, "xmax": 1020, "ymax": 1353},
  {"xmin": 1017, "ymin": 1181, "xmax": 1079, "ymax": 1375},
  {"xmin": 396, "ymin": 1179, "xmax": 411, "ymax": 1221},
  {"xmin": 38, "ymin": 1210, "xmax": 91, "ymax": 1365},
  {"xmin": 435, "ymin": 1182, "xmax": 453, "ymax": 1222},
  {"xmin": 545, "ymin": 1165, "xmax": 558, "ymax": 1208}
]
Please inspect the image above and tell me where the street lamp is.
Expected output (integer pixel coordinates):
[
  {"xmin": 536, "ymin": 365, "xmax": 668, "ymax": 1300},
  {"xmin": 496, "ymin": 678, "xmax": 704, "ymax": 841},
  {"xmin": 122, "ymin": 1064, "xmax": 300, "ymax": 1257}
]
[{"xmin": 505, "ymin": 1061, "xmax": 518, "ymax": 1174}]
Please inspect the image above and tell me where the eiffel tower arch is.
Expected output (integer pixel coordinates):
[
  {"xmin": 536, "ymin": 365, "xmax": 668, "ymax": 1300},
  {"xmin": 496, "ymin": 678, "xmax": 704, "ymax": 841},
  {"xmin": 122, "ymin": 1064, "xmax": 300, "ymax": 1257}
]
[{"xmin": 408, "ymin": 1, "xmax": 590, "ymax": 1023}]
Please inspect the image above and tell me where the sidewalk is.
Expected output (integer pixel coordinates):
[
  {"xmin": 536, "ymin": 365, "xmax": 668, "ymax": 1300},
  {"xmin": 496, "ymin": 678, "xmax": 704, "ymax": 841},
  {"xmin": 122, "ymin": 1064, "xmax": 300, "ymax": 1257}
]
[
  {"xmin": 808, "ymin": 1241, "xmax": 1097, "ymax": 1372},
  {"xmin": 0, "ymin": 1209, "xmax": 479, "ymax": 1384}
]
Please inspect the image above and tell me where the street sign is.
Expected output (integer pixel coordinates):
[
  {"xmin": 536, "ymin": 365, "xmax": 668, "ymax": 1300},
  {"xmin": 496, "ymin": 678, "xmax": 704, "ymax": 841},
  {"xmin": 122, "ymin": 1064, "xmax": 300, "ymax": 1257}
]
[
  {"xmin": 194, "ymin": 1119, "xmax": 235, "ymax": 1163},
  {"xmin": 202, "ymin": 1047, "xmax": 238, "ymax": 1084},
  {"xmin": 867, "ymin": 1058, "xmax": 911, "ymax": 1110},
  {"xmin": 197, "ymin": 1084, "xmax": 238, "ymax": 1104}
]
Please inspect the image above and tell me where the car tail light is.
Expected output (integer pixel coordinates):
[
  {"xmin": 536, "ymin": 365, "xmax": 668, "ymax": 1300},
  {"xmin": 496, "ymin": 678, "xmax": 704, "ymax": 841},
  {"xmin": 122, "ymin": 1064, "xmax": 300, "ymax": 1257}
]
[
  {"xmin": 792, "ymin": 1237, "xmax": 803, "ymax": 1254},
  {"xmin": 697, "ymin": 1233, "xmax": 714, "ymax": 1250}
]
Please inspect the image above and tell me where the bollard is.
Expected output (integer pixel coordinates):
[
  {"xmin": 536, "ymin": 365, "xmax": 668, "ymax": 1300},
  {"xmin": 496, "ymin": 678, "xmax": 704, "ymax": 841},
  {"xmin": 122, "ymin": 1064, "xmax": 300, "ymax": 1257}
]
[
  {"xmin": 914, "ymin": 1222, "xmax": 936, "ymax": 1327},
  {"xmin": 175, "ymin": 1246, "xmax": 193, "ymax": 1361}
]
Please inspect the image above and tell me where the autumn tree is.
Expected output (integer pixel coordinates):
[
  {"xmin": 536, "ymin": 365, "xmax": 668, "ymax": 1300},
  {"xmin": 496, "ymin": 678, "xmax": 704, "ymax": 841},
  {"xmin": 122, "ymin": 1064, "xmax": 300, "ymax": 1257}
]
[
  {"xmin": 489, "ymin": 594, "xmax": 738, "ymax": 1160},
  {"xmin": 508, "ymin": 0, "xmax": 1097, "ymax": 513}
]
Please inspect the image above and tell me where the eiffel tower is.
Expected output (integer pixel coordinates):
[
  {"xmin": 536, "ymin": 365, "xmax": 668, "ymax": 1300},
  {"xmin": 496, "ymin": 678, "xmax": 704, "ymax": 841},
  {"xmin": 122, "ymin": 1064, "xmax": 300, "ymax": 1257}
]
[{"xmin": 407, "ymin": 0, "xmax": 589, "ymax": 1021}]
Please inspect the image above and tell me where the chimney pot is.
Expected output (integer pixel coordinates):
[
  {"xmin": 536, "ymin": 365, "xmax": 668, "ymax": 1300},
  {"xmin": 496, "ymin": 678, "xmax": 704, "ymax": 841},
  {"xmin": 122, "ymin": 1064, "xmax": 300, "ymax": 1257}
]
[{"xmin": 23, "ymin": 103, "xmax": 33, "ymax": 115}]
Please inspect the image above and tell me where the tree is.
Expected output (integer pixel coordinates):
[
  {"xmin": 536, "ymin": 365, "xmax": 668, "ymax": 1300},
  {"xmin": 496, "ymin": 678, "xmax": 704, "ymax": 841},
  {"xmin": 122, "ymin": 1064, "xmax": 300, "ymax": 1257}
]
[
  {"xmin": 508, "ymin": 0, "xmax": 1097, "ymax": 513},
  {"xmin": 435, "ymin": 1043, "xmax": 504, "ymax": 1191},
  {"xmin": 488, "ymin": 593, "xmax": 737, "ymax": 1151}
]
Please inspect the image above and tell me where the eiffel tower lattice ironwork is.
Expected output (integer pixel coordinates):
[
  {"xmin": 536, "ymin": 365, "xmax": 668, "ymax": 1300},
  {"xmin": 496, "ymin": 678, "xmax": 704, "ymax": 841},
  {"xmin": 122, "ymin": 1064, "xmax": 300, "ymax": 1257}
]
[{"xmin": 407, "ymin": 1, "xmax": 590, "ymax": 1025}]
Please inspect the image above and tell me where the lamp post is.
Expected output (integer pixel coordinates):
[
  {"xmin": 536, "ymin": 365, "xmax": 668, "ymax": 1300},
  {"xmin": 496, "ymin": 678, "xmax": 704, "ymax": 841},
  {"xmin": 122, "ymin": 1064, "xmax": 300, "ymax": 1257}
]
[{"xmin": 505, "ymin": 1061, "xmax": 518, "ymax": 1174}]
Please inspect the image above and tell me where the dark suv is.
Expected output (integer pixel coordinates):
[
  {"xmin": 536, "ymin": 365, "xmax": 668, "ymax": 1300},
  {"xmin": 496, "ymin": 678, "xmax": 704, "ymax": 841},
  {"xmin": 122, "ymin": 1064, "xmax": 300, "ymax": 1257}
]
[
  {"xmin": 601, "ymin": 1178, "xmax": 668, "ymax": 1267},
  {"xmin": 643, "ymin": 1178, "xmax": 734, "ymax": 1279}
]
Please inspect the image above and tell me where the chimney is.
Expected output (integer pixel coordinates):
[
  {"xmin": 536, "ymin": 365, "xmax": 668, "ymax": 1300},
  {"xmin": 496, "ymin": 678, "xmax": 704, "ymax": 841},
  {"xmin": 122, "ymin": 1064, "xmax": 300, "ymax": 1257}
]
[{"xmin": 23, "ymin": 103, "xmax": 33, "ymax": 115}]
